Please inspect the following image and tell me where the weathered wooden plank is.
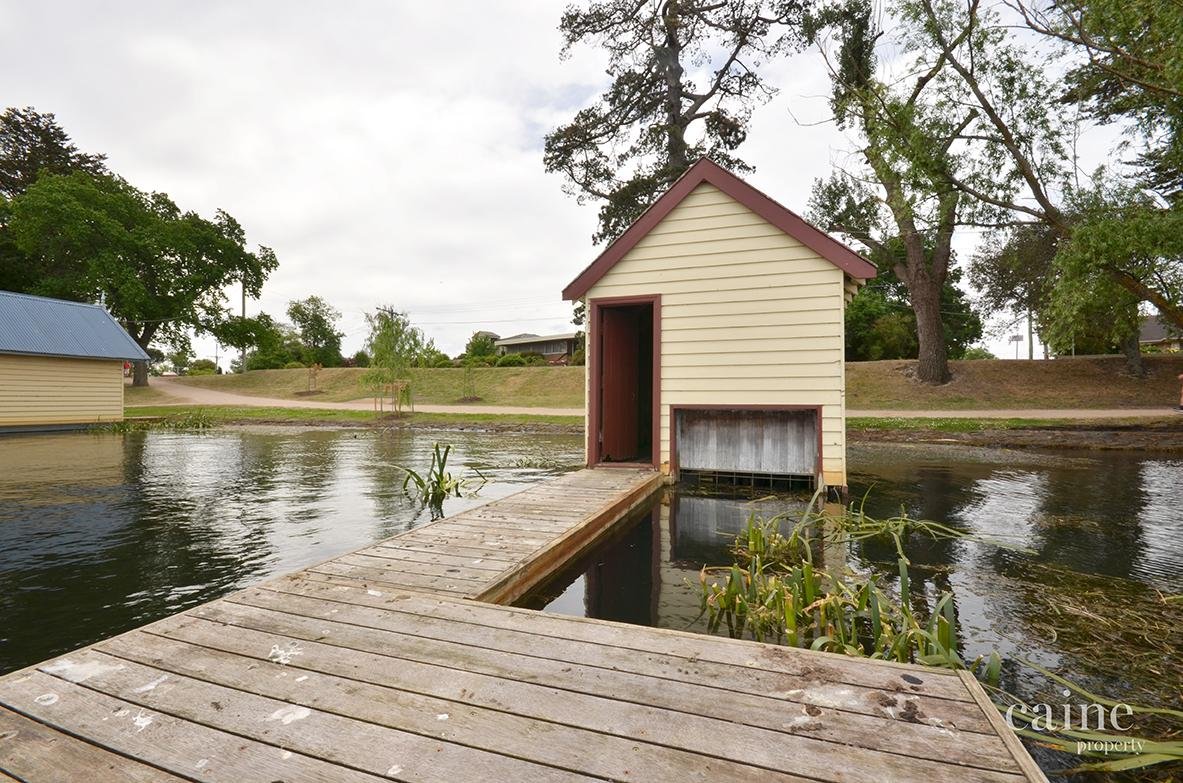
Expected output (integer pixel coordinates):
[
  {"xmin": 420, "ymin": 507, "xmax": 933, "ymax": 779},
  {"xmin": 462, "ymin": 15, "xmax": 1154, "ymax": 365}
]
[
  {"xmin": 349, "ymin": 547, "xmax": 511, "ymax": 575},
  {"xmin": 0, "ymin": 706, "xmax": 185, "ymax": 783},
  {"xmin": 0, "ymin": 671, "xmax": 385, "ymax": 783},
  {"xmin": 959, "ymin": 671, "xmax": 1052, "ymax": 783},
  {"xmin": 267, "ymin": 577, "xmax": 977, "ymax": 703},
  {"xmin": 307, "ymin": 562, "xmax": 474, "ymax": 596},
  {"xmin": 140, "ymin": 613, "xmax": 1020, "ymax": 774},
  {"xmin": 81, "ymin": 643, "xmax": 813, "ymax": 783},
  {"xmin": 211, "ymin": 591, "xmax": 996, "ymax": 734},
  {"xmin": 333, "ymin": 553, "xmax": 494, "ymax": 584},
  {"xmin": 33, "ymin": 652, "xmax": 593, "ymax": 783}
]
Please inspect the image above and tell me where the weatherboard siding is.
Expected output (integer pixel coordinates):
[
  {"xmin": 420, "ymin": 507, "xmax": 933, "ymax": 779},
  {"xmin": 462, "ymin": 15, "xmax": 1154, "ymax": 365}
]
[
  {"xmin": 0, "ymin": 354, "xmax": 124, "ymax": 426},
  {"xmin": 586, "ymin": 182, "xmax": 849, "ymax": 486}
]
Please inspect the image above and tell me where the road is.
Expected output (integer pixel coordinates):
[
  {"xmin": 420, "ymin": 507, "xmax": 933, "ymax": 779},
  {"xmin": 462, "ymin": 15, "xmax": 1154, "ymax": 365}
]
[{"xmin": 144, "ymin": 378, "xmax": 1178, "ymax": 420}]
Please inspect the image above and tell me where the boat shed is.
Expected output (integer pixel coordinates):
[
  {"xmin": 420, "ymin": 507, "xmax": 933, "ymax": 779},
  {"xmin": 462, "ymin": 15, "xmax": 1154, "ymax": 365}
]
[
  {"xmin": 563, "ymin": 158, "xmax": 876, "ymax": 490},
  {"xmin": 0, "ymin": 290, "xmax": 148, "ymax": 431}
]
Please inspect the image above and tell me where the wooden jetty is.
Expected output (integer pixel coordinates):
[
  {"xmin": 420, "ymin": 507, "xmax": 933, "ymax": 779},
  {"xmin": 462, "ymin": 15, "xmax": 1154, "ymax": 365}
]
[{"xmin": 0, "ymin": 467, "xmax": 1047, "ymax": 782}]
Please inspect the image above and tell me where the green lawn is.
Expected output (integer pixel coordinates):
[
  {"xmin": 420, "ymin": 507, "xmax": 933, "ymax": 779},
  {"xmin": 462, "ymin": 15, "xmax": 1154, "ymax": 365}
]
[
  {"xmin": 171, "ymin": 366, "xmax": 585, "ymax": 407},
  {"xmin": 125, "ymin": 405, "xmax": 582, "ymax": 428}
]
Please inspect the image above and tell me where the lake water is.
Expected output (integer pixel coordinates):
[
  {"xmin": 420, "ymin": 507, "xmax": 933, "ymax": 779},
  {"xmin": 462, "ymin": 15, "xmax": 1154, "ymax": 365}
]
[
  {"xmin": 2, "ymin": 428, "xmax": 1180, "ymax": 779},
  {"xmin": 527, "ymin": 442, "xmax": 1183, "ymax": 780},
  {"xmin": 0, "ymin": 427, "xmax": 583, "ymax": 675}
]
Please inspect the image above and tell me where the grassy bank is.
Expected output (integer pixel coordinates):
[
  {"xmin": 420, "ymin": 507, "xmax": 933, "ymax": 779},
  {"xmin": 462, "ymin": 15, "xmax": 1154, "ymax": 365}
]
[
  {"xmin": 125, "ymin": 405, "xmax": 582, "ymax": 429},
  {"xmin": 847, "ymin": 355, "xmax": 1183, "ymax": 409},
  {"xmin": 157, "ymin": 355, "xmax": 1183, "ymax": 411},
  {"xmin": 168, "ymin": 366, "xmax": 585, "ymax": 407}
]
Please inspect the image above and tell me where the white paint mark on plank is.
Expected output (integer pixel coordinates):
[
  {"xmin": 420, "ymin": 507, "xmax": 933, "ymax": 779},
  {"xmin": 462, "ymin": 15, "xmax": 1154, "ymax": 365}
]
[
  {"xmin": 266, "ymin": 705, "xmax": 311, "ymax": 725},
  {"xmin": 133, "ymin": 674, "xmax": 169, "ymax": 693},
  {"xmin": 267, "ymin": 642, "xmax": 302, "ymax": 665},
  {"xmin": 43, "ymin": 658, "xmax": 126, "ymax": 683},
  {"xmin": 33, "ymin": 693, "xmax": 58, "ymax": 706}
]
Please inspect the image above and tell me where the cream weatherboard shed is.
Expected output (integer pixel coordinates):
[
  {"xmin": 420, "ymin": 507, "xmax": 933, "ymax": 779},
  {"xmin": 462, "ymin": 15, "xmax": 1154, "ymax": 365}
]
[
  {"xmin": 563, "ymin": 158, "xmax": 876, "ymax": 490},
  {"xmin": 0, "ymin": 290, "xmax": 148, "ymax": 431}
]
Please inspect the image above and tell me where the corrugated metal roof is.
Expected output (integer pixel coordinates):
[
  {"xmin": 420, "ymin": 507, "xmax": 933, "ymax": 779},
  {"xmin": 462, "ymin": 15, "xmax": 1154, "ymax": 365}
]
[
  {"xmin": 495, "ymin": 332, "xmax": 579, "ymax": 347},
  {"xmin": 0, "ymin": 290, "xmax": 149, "ymax": 361}
]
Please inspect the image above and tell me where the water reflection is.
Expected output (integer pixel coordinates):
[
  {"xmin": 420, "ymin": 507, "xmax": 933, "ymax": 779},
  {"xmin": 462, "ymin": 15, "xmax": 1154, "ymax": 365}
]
[
  {"xmin": 0, "ymin": 427, "xmax": 582, "ymax": 674},
  {"xmin": 533, "ymin": 442, "xmax": 1183, "ymax": 761}
]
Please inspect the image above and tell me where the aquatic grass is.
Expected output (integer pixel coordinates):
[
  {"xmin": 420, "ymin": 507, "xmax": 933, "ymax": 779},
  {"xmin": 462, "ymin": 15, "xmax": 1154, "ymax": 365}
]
[
  {"xmin": 697, "ymin": 498, "xmax": 1183, "ymax": 774},
  {"xmin": 397, "ymin": 443, "xmax": 485, "ymax": 519}
]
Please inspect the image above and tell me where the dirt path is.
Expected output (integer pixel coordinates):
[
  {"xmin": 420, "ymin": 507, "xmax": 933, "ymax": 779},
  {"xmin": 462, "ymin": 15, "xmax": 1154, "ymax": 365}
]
[
  {"xmin": 147, "ymin": 377, "xmax": 585, "ymax": 417},
  {"xmin": 145, "ymin": 378, "xmax": 1179, "ymax": 419}
]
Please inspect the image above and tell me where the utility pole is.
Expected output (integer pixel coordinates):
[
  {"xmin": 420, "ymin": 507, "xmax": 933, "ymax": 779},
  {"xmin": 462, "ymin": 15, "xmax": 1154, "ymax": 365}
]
[
  {"xmin": 240, "ymin": 281, "xmax": 248, "ymax": 373},
  {"xmin": 1027, "ymin": 310, "xmax": 1034, "ymax": 361}
]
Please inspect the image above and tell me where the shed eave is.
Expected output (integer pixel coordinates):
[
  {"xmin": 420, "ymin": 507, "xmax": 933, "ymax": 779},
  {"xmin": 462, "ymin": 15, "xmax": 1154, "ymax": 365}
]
[{"xmin": 562, "ymin": 157, "xmax": 877, "ymax": 301}]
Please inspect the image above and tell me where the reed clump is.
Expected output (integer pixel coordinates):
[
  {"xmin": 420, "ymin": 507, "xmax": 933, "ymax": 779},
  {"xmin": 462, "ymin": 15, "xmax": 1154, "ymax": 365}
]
[
  {"xmin": 697, "ymin": 493, "xmax": 1183, "ymax": 775},
  {"xmin": 397, "ymin": 443, "xmax": 484, "ymax": 518}
]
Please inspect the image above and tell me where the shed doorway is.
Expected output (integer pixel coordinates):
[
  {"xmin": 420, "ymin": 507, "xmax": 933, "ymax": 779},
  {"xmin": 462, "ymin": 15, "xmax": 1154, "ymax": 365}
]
[{"xmin": 590, "ymin": 297, "xmax": 659, "ymax": 467}]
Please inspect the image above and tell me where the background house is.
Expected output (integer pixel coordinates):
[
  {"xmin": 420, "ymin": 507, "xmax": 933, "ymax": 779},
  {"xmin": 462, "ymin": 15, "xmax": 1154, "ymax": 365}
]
[
  {"xmin": 0, "ymin": 290, "xmax": 148, "ymax": 431},
  {"xmin": 1139, "ymin": 316, "xmax": 1182, "ymax": 352},
  {"xmin": 563, "ymin": 159, "xmax": 875, "ymax": 490},
  {"xmin": 495, "ymin": 332, "xmax": 580, "ymax": 364}
]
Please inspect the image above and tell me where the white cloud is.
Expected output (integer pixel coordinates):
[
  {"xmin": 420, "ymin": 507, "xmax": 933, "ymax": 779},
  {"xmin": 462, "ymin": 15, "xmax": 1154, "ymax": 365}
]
[{"xmin": 1, "ymin": 2, "xmax": 1116, "ymax": 363}]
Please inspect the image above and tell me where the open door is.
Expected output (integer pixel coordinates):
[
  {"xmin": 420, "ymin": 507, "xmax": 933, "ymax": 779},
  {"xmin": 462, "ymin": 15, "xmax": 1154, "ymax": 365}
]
[{"xmin": 591, "ymin": 297, "xmax": 657, "ymax": 466}]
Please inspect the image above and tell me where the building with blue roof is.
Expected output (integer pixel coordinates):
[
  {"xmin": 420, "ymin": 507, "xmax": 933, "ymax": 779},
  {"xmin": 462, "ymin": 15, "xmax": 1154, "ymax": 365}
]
[{"xmin": 0, "ymin": 290, "xmax": 148, "ymax": 430}]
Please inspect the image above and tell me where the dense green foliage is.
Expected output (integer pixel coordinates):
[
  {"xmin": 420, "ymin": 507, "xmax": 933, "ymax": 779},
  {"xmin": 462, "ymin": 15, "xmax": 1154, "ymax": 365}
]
[
  {"xmin": 464, "ymin": 331, "xmax": 497, "ymax": 360},
  {"xmin": 0, "ymin": 108, "xmax": 276, "ymax": 384},
  {"xmin": 286, "ymin": 295, "xmax": 343, "ymax": 367},
  {"xmin": 844, "ymin": 266, "xmax": 981, "ymax": 361}
]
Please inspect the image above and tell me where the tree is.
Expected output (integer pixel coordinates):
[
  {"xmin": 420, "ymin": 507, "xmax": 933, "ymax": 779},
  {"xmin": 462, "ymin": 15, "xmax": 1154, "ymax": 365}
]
[
  {"xmin": 1010, "ymin": 0, "xmax": 1183, "ymax": 199},
  {"xmin": 0, "ymin": 107, "xmax": 108, "ymax": 293},
  {"xmin": 903, "ymin": 0, "xmax": 1183, "ymax": 342},
  {"xmin": 844, "ymin": 264, "xmax": 982, "ymax": 361},
  {"xmin": 807, "ymin": 0, "xmax": 988, "ymax": 383},
  {"xmin": 6, "ymin": 172, "xmax": 277, "ymax": 385},
  {"xmin": 464, "ymin": 331, "xmax": 498, "ymax": 359},
  {"xmin": 545, "ymin": 0, "xmax": 808, "ymax": 242},
  {"xmin": 0, "ymin": 107, "xmax": 106, "ymax": 199},
  {"xmin": 168, "ymin": 348, "xmax": 193, "ymax": 376},
  {"xmin": 364, "ymin": 308, "xmax": 430, "ymax": 385},
  {"xmin": 286, "ymin": 295, "xmax": 343, "ymax": 367}
]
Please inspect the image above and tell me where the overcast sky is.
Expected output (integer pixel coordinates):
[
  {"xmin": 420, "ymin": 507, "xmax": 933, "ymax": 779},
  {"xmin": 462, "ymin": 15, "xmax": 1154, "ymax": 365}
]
[{"xmin": 2, "ymin": 2, "xmax": 1106, "ymax": 363}]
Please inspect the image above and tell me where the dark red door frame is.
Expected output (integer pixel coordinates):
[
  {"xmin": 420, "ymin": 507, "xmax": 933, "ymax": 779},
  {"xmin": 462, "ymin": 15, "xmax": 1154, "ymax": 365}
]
[
  {"xmin": 587, "ymin": 294, "xmax": 662, "ymax": 469},
  {"xmin": 667, "ymin": 404, "xmax": 823, "ymax": 482}
]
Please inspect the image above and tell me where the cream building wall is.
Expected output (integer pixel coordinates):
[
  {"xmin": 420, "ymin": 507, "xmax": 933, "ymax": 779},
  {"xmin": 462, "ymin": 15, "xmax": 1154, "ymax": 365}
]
[
  {"xmin": 0, "ymin": 354, "xmax": 125, "ymax": 427},
  {"xmin": 584, "ymin": 182, "xmax": 851, "ymax": 487}
]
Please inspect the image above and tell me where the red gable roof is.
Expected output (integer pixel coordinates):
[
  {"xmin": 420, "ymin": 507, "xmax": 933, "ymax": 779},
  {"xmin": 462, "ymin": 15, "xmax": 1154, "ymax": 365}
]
[{"xmin": 562, "ymin": 158, "xmax": 877, "ymax": 301}]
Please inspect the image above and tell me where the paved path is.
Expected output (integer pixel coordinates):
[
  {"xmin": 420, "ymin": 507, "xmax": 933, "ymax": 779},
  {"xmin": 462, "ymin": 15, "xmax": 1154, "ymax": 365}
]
[{"xmin": 147, "ymin": 377, "xmax": 585, "ymax": 417}]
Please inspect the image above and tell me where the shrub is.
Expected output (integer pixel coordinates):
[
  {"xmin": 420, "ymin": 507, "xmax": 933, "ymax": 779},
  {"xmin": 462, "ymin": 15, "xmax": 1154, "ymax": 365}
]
[
  {"xmin": 520, "ymin": 352, "xmax": 547, "ymax": 366},
  {"xmin": 464, "ymin": 355, "xmax": 494, "ymax": 367},
  {"xmin": 352, "ymin": 350, "xmax": 371, "ymax": 368},
  {"xmin": 570, "ymin": 348, "xmax": 586, "ymax": 366},
  {"xmin": 283, "ymin": 360, "xmax": 306, "ymax": 369},
  {"xmin": 187, "ymin": 359, "xmax": 218, "ymax": 376},
  {"xmin": 961, "ymin": 346, "xmax": 997, "ymax": 360},
  {"xmin": 430, "ymin": 355, "xmax": 455, "ymax": 368},
  {"xmin": 495, "ymin": 353, "xmax": 527, "ymax": 367}
]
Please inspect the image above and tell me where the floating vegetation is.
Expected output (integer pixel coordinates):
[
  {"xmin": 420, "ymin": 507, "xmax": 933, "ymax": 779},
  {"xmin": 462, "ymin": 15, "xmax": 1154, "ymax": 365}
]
[
  {"xmin": 697, "ymin": 494, "xmax": 1183, "ymax": 776},
  {"xmin": 397, "ymin": 443, "xmax": 485, "ymax": 519}
]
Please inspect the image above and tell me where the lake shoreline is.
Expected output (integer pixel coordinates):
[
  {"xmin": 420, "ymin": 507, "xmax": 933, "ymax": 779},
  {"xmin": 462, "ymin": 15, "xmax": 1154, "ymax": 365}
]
[{"xmin": 119, "ymin": 406, "xmax": 1183, "ymax": 452}]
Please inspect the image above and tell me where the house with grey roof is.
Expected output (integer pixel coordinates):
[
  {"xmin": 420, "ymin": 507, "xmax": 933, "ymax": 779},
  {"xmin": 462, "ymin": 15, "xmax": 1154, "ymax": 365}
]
[{"xmin": 0, "ymin": 290, "xmax": 148, "ymax": 431}]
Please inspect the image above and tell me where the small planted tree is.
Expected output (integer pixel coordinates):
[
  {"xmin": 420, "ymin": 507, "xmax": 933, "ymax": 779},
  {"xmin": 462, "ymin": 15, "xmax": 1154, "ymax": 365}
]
[{"xmin": 364, "ymin": 308, "xmax": 430, "ymax": 410}]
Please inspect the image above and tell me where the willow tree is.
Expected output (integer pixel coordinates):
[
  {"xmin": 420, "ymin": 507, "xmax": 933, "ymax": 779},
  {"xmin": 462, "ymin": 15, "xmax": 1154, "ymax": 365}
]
[
  {"xmin": 807, "ymin": 0, "xmax": 987, "ymax": 383},
  {"xmin": 545, "ymin": 0, "xmax": 809, "ymax": 243}
]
